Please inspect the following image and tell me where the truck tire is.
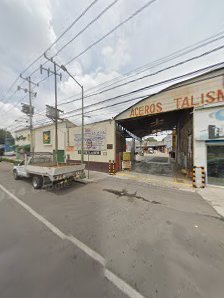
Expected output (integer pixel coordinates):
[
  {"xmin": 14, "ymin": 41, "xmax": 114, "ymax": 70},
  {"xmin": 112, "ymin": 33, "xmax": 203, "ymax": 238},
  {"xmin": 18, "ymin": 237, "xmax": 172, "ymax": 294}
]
[
  {"xmin": 32, "ymin": 176, "xmax": 43, "ymax": 189},
  {"xmin": 13, "ymin": 170, "xmax": 19, "ymax": 180}
]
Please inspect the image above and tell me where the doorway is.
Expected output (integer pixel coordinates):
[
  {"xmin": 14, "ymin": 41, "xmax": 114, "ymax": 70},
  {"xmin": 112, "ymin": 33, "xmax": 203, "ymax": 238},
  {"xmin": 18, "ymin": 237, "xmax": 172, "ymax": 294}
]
[
  {"xmin": 53, "ymin": 150, "xmax": 65, "ymax": 163},
  {"xmin": 207, "ymin": 144, "xmax": 224, "ymax": 186}
]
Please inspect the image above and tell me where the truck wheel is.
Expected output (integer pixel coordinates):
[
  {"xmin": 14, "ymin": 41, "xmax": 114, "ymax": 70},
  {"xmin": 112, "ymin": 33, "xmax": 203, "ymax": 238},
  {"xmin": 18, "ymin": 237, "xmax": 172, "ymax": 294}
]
[
  {"xmin": 32, "ymin": 176, "xmax": 43, "ymax": 189},
  {"xmin": 13, "ymin": 170, "xmax": 19, "ymax": 180}
]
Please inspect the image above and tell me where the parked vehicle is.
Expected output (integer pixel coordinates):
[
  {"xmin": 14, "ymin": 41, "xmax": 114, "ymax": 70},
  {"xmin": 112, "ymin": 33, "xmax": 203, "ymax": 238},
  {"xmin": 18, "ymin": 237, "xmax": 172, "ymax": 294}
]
[
  {"xmin": 0, "ymin": 144, "xmax": 4, "ymax": 156},
  {"xmin": 4, "ymin": 151, "xmax": 16, "ymax": 156},
  {"xmin": 13, "ymin": 152, "xmax": 85, "ymax": 189}
]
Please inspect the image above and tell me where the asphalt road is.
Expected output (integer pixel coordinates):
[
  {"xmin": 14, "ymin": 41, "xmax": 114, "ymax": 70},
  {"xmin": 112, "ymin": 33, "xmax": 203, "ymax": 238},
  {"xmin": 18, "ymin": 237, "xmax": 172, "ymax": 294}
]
[{"xmin": 1, "ymin": 162, "xmax": 224, "ymax": 298}]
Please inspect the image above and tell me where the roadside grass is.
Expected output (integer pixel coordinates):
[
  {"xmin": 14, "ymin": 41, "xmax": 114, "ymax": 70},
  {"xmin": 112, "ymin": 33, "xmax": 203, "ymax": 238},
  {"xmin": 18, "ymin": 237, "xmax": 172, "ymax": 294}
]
[{"xmin": 0, "ymin": 157, "xmax": 21, "ymax": 164}]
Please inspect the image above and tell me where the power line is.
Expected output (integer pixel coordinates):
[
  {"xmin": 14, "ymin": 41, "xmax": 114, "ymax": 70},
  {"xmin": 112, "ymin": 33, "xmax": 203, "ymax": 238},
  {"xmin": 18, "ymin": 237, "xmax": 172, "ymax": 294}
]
[
  {"xmin": 0, "ymin": 0, "xmax": 99, "ymax": 104},
  {"xmin": 25, "ymin": 0, "xmax": 120, "ymax": 83},
  {"xmin": 55, "ymin": 0, "xmax": 120, "ymax": 56},
  {"xmin": 60, "ymin": 44, "xmax": 224, "ymax": 107},
  {"xmin": 6, "ymin": 0, "xmax": 159, "ymax": 120},
  {"xmin": 8, "ymin": 46, "xmax": 224, "ymax": 131},
  {"xmin": 60, "ymin": 61, "xmax": 224, "ymax": 117},
  {"xmin": 11, "ymin": 61, "xmax": 224, "ymax": 131},
  {"xmin": 6, "ymin": 39, "xmax": 224, "ymax": 131},
  {"xmin": 58, "ymin": 32, "xmax": 224, "ymax": 105},
  {"xmin": 5, "ymin": 28, "xmax": 224, "ymax": 127},
  {"xmin": 21, "ymin": 0, "xmax": 100, "ymax": 76},
  {"xmin": 65, "ymin": 0, "xmax": 158, "ymax": 65},
  {"xmin": 62, "ymin": 87, "xmax": 224, "ymax": 122}
]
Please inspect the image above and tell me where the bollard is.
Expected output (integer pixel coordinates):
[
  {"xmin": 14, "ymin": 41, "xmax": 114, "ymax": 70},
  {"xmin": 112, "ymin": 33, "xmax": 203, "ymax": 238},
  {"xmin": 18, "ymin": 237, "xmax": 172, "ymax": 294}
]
[
  {"xmin": 109, "ymin": 160, "xmax": 112, "ymax": 175},
  {"xmin": 201, "ymin": 167, "xmax": 205, "ymax": 188},
  {"xmin": 193, "ymin": 166, "xmax": 205, "ymax": 188},
  {"xmin": 112, "ymin": 160, "xmax": 116, "ymax": 175}
]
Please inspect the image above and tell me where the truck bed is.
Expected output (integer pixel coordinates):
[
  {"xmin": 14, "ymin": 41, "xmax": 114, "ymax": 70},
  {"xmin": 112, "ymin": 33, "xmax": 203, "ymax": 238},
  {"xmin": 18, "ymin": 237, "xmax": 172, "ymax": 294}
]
[{"xmin": 26, "ymin": 163, "xmax": 85, "ymax": 177}]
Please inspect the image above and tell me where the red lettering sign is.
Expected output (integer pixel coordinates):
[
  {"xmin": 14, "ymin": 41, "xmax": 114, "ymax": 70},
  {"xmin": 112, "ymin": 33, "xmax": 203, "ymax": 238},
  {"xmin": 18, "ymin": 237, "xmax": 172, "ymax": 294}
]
[{"xmin": 129, "ymin": 89, "xmax": 224, "ymax": 117}]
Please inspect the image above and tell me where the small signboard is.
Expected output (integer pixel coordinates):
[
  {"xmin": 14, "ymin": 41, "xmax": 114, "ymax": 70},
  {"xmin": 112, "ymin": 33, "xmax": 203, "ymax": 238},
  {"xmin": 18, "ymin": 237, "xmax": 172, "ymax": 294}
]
[
  {"xmin": 43, "ymin": 131, "xmax": 51, "ymax": 145},
  {"xmin": 78, "ymin": 150, "xmax": 101, "ymax": 155},
  {"xmin": 74, "ymin": 128, "xmax": 106, "ymax": 151},
  {"xmin": 122, "ymin": 160, "xmax": 132, "ymax": 170},
  {"xmin": 66, "ymin": 146, "xmax": 74, "ymax": 152},
  {"xmin": 123, "ymin": 152, "xmax": 131, "ymax": 161},
  {"xmin": 107, "ymin": 144, "xmax": 113, "ymax": 149}
]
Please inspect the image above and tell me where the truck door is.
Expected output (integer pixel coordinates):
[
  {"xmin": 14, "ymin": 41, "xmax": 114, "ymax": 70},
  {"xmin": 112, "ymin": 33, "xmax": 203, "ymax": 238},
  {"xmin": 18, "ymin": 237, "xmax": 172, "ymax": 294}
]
[{"xmin": 17, "ymin": 161, "xmax": 27, "ymax": 177}]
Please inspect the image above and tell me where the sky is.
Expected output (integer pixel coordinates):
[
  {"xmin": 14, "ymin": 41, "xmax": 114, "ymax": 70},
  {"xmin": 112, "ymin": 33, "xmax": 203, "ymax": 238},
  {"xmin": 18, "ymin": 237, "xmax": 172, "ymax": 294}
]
[{"xmin": 0, "ymin": 0, "xmax": 224, "ymax": 136}]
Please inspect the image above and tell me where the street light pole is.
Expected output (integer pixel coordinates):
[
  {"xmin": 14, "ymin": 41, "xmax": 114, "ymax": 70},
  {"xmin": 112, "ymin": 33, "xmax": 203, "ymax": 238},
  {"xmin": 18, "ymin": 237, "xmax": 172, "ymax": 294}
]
[
  {"xmin": 53, "ymin": 61, "xmax": 58, "ymax": 162},
  {"xmin": 60, "ymin": 65, "xmax": 84, "ymax": 164},
  {"xmin": 42, "ymin": 53, "xmax": 62, "ymax": 164},
  {"xmin": 81, "ymin": 86, "xmax": 84, "ymax": 164},
  {"xmin": 28, "ymin": 77, "xmax": 33, "ymax": 153}
]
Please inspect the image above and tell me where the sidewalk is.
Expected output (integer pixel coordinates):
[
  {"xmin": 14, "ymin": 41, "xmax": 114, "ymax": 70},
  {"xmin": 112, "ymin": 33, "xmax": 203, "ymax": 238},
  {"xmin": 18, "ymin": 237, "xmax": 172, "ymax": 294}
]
[
  {"xmin": 79, "ymin": 170, "xmax": 108, "ymax": 183},
  {"xmin": 115, "ymin": 170, "xmax": 194, "ymax": 191},
  {"xmin": 198, "ymin": 186, "xmax": 224, "ymax": 218}
]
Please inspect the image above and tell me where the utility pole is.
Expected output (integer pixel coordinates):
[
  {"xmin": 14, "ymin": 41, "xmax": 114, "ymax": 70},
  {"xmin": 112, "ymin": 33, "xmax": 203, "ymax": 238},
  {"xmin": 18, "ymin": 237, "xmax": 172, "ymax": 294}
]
[
  {"xmin": 45, "ymin": 60, "xmax": 84, "ymax": 164},
  {"xmin": 18, "ymin": 76, "xmax": 38, "ymax": 153},
  {"xmin": 41, "ymin": 54, "xmax": 62, "ymax": 163}
]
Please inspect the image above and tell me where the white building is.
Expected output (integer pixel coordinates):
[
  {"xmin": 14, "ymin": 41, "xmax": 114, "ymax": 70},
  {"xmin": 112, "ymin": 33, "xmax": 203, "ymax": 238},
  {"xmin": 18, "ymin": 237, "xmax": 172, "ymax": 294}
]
[{"xmin": 14, "ymin": 66, "xmax": 224, "ymax": 186}]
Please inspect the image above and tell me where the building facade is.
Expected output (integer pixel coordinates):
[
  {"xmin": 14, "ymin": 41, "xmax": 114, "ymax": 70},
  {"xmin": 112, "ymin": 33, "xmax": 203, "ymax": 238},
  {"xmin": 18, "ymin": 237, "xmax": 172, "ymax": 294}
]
[{"xmin": 14, "ymin": 66, "xmax": 224, "ymax": 186}]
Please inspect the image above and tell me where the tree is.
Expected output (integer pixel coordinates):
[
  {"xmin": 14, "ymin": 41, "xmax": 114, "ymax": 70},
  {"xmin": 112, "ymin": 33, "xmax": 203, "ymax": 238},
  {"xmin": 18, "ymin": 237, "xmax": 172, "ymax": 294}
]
[{"xmin": 0, "ymin": 129, "xmax": 14, "ymax": 145}]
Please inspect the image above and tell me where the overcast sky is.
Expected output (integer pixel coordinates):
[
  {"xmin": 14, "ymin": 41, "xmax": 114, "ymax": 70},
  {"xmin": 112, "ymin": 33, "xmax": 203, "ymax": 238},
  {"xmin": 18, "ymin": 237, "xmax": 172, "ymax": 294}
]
[{"xmin": 0, "ymin": 0, "xmax": 224, "ymax": 133}]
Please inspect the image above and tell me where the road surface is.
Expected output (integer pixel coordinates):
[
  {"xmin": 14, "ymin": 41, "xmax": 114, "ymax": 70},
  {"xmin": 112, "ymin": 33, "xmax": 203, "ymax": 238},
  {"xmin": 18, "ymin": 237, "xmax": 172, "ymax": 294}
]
[{"xmin": 1, "ymin": 162, "xmax": 224, "ymax": 298}]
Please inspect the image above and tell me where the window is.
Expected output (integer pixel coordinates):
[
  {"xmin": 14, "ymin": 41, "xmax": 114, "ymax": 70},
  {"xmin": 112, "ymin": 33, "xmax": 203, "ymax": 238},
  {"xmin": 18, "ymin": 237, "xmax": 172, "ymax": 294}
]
[{"xmin": 207, "ymin": 145, "xmax": 224, "ymax": 186}]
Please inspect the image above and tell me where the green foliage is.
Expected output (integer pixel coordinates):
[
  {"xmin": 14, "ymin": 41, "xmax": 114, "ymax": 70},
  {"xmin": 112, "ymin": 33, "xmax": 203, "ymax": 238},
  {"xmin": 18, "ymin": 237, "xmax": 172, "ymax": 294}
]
[
  {"xmin": 15, "ymin": 135, "xmax": 26, "ymax": 141},
  {"xmin": 0, "ymin": 129, "xmax": 14, "ymax": 145},
  {"xmin": 0, "ymin": 157, "xmax": 19, "ymax": 164}
]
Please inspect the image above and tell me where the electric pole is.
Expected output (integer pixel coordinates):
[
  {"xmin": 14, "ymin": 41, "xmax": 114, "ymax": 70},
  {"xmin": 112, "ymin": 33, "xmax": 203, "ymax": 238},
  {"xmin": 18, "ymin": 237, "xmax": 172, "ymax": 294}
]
[
  {"xmin": 18, "ymin": 76, "xmax": 38, "ymax": 153},
  {"xmin": 41, "ymin": 54, "xmax": 62, "ymax": 163}
]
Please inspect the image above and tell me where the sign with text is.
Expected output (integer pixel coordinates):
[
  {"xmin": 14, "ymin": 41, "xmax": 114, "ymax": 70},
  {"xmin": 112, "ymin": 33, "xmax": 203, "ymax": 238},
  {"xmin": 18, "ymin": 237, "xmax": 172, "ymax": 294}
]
[
  {"xmin": 128, "ymin": 89, "xmax": 224, "ymax": 118},
  {"xmin": 78, "ymin": 150, "xmax": 101, "ymax": 155},
  {"xmin": 66, "ymin": 146, "xmax": 74, "ymax": 152},
  {"xmin": 115, "ymin": 76, "xmax": 224, "ymax": 120},
  {"xmin": 75, "ymin": 128, "xmax": 106, "ymax": 151}
]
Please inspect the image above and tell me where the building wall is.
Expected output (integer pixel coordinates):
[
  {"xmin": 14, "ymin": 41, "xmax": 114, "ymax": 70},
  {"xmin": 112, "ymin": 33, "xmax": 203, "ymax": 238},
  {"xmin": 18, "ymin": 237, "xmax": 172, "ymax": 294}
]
[
  {"xmin": 68, "ymin": 120, "xmax": 116, "ymax": 172},
  {"xmin": 193, "ymin": 103, "xmax": 224, "ymax": 176},
  {"xmin": 15, "ymin": 121, "xmax": 75, "ymax": 155},
  {"xmin": 115, "ymin": 125, "xmax": 127, "ymax": 171},
  {"xmin": 34, "ymin": 122, "xmax": 68, "ymax": 153},
  {"xmin": 115, "ymin": 70, "xmax": 224, "ymax": 121},
  {"xmin": 15, "ymin": 129, "xmax": 31, "ymax": 147}
]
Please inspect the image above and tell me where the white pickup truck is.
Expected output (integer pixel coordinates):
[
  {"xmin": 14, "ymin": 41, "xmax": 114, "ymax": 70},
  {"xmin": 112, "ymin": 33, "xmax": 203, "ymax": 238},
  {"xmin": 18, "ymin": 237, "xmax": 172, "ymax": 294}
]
[{"xmin": 13, "ymin": 152, "xmax": 85, "ymax": 189}]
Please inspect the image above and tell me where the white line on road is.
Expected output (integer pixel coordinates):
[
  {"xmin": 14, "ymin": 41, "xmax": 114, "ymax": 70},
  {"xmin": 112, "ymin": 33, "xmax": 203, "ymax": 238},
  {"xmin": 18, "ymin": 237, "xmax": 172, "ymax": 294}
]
[
  {"xmin": 105, "ymin": 269, "xmax": 145, "ymax": 298},
  {"xmin": 0, "ymin": 183, "xmax": 146, "ymax": 298},
  {"xmin": 0, "ymin": 184, "xmax": 66, "ymax": 239},
  {"xmin": 66, "ymin": 235, "xmax": 106, "ymax": 266}
]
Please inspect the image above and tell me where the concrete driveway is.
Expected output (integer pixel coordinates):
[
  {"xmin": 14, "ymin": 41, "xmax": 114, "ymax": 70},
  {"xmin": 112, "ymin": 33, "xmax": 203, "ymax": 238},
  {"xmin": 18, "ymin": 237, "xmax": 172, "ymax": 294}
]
[{"xmin": 1, "ymin": 162, "xmax": 224, "ymax": 298}]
